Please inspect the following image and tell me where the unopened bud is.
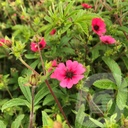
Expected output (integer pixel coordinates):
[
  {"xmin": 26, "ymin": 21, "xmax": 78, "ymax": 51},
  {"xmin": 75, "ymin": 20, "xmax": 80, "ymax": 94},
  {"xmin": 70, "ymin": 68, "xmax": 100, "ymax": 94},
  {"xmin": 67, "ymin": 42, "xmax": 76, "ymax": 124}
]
[
  {"xmin": 124, "ymin": 119, "xmax": 128, "ymax": 127},
  {"xmin": 29, "ymin": 73, "xmax": 38, "ymax": 86},
  {"xmin": 53, "ymin": 121, "xmax": 62, "ymax": 128}
]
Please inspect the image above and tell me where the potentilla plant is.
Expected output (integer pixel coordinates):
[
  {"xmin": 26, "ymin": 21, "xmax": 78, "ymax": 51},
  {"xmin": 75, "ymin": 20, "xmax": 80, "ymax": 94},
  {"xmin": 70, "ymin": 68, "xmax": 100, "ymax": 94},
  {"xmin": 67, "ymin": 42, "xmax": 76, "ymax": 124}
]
[{"xmin": 0, "ymin": 0, "xmax": 128, "ymax": 128}]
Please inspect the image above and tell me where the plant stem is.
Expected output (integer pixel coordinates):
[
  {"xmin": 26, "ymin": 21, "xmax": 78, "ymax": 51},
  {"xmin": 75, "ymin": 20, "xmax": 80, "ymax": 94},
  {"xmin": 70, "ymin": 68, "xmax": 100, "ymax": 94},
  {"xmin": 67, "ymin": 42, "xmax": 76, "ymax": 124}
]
[
  {"xmin": 18, "ymin": 49, "xmax": 71, "ymax": 128},
  {"xmin": 28, "ymin": 86, "xmax": 36, "ymax": 128},
  {"xmin": 45, "ymin": 80, "xmax": 71, "ymax": 128},
  {"xmin": 37, "ymin": 46, "xmax": 71, "ymax": 128},
  {"xmin": 19, "ymin": 56, "xmax": 39, "ymax": 76}
]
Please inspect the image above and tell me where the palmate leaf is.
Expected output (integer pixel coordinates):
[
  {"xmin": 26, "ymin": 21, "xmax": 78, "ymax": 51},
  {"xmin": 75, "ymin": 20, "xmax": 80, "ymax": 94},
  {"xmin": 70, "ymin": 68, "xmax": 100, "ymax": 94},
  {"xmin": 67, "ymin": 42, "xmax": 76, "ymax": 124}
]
[
  {"xmin": 93, "ymin": 79, "xmax": 117, "ymax": 90},
  {"xmin": 102, "ymin": 57, "xmax": 122, "ymax": 87}
]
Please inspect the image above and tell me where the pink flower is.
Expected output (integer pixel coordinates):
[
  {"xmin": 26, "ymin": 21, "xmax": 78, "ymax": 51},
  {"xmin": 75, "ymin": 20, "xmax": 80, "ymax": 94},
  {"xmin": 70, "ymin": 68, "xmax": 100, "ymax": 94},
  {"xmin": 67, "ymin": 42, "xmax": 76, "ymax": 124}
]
[
  {"xmin": 51, "ymin": 60, "xmax": 57, "ymax": 67},
  {"xmin": 50, "ymin": 29, "xmax": 56, "ymax": 35},
  {"xmin": 0, "ymin": 39, "xmax": 6, "ymax": 46},
  {"xmin": 51, "ymin": 60, "xmax": 85, "ymax": 89},
  {"xmin": 100, "ymin": 35, "xmax": 116, "ymax": 44},
  {"xmin": 30, "ymin": 38, "xmax": 46, "ymax": 52},
  {"xmin": 81, "ymin": 3, "xmax": 92, "ymax": 9},
  {"xmin": 0, "ymin": 38, "xmax": 11, "ymax": 47},
  {"xmin": 92, "ymin": 18, "xmax": 106, "ymax": 36},
  {"xmin": 48, "ymin": 60, "xmax": 58, "ymax": 72}
]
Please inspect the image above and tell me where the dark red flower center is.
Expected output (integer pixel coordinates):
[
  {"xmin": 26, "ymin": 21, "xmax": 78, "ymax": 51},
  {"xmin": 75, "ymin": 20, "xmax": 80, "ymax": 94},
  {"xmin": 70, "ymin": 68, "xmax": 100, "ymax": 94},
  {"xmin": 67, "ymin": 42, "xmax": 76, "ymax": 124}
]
[
  {"xmin": 65, "ymin": 71, "xmax": 74, "ymax": 78},
  {"xmin": 104, "ymin": 40, "xmax": 109, "ymax": 44},
  {"xmin": 39, "ymin": 43, "xmax": 43, "ymax": 48},
  {"xmin": 35, "ymin": 43, "xmax": 44, "ymax": 49},
  {"xmin": 94, "ymin": 25, "xmax": 99, "ymax": 31}
]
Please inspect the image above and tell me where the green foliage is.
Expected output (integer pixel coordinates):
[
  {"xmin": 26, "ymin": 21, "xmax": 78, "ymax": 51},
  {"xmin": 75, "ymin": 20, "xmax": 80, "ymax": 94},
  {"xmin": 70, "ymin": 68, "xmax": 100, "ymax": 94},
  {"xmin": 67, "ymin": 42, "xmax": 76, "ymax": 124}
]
[
  {"xmin": 93, "ymin": 79, "xmax": 117, "ymax": 90},
  {"xmin": 0, "ymin": 0, "xmax": 128, "ymax": 127},
  {"xmin": 0, "ymin": 120, "xmax": 6, "ymax": 128},
  {"xmin": 18, "ymin": 77, "xmax": 32, "ymax": 103},
  {"xmin": 2, "ymin": 98, "xmax": 30, "ymax": 112},
  {"xmin": 11, "ymin": 114, "xmax": 25, "ymax": 128},
  {"xmin": 102, "ymin": 57, "xmax": 122, "ymax": 86}
]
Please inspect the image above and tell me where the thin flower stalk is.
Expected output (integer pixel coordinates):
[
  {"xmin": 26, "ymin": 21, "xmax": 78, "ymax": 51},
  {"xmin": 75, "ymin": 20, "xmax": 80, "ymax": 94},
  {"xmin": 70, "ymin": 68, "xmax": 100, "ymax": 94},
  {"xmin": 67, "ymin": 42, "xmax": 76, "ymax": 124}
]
[{"xmin": 37, "ymin": 45, "xmax": 71, "ymax": 128}]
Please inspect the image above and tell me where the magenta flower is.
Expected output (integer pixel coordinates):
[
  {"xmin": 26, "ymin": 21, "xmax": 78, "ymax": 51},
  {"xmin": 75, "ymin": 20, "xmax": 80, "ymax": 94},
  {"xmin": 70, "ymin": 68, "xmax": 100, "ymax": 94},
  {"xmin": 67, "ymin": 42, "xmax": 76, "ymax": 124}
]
[
  {"xmin": 100, "ymin": 35, "xmax": 116, "ymax": 44},
  {"xmin": 92, "ymin": 18, "xmax": 106, "ymax": 36},
  {"xmin": 0, "ymin": 39, "xmax": 6, "ymax": 46},
  {"xmin": 48, "ymin": 60, "xmax": 58, "ymax": 72},
  {"xmin": 51, "ymin": 60, "xmax": 57, "ymax": 67},
  {"xmin": 0, "ymin": 38, "xmax": 11, "ymax": 47},
  {"xmin": 81, "ymin": 3, "xmax": 92, "ymax": 9},
  {"xmin": 51, "ymin": 60, "xmax": 85, "ymax": 89},
  {"xmin": 50, "ymin": 29, "xmax": 56, "ymax": 35},
  {"xmin": 30, "ymin": 38, "xmax": 46, "ymax": 52}
]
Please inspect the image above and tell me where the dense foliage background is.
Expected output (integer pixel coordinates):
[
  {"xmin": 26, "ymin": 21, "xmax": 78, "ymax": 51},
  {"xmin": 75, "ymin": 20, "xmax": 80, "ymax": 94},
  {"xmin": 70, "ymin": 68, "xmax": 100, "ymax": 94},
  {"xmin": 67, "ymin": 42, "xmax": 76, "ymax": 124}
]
[{"xmin": 0, "ymin": 0, "xmax": 128, "ymax": 128}]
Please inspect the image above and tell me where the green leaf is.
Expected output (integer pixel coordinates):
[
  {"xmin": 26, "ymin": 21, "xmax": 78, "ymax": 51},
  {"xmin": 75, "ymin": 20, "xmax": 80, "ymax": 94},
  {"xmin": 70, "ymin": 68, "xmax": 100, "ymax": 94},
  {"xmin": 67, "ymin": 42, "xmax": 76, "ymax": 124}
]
[
  {"xmin": 118, "ymin": 26, "xmax": 128, "ymax": 33},
  {"xmin": 60, "ymin": 47, "xmax": 75, "ymax": 55},
  {"xmin": 75, "ymin": 22, "xmax": 89, "ymax": 36},
  {"xmin": 43, "ymin": 94, "xmax": 54, "ymax": 106},
  {"xmin": 34, "ymin": 85, "xmax": 49, "ymax": 106},
  {"xmin": 89, "ymin": 117, "xmax": 104, "ymax": 128},
  {"xmin": 44, "ymin": 15, "xmax": 52, "ymax": 23},
  {"xmin": 18, "ymin": 77, "xmax": 31, "ymax": 103},
  {"xmin": 75, "ymin": 104, "xmax": 85, "ymax": 128},
  {"xmin": 122, "ymin": 57, "xmax": 128, "ymax": 70},
  {"xmin": 64, "ymin": 1, "xmax": 74, "ymax": 16},
  {"xmin": 102, "ymin": 57, "xmax": 122, "ymax": 87},
  {"xmin": 93, "ymin": 79, "xmax": 117, "ymax": 90},
  {"xmin": 11, "ymin": 114, "xmax": 25, "ymax": 128},
  {"xmin": 116, "ymin": 90, "xmax": 127, "ymax": 110},
  {"xmin": 42, "ymin": 111, "xmax": 53, "ymax": 127},
  {"xmin": 0, "ymin": 120, "xmax": 6, "ymax": 128},
  {"xmin": 2, "ymin": 98, "xmax": 30, "ymax": 112},
  {"xmin": 59, "ymin": 36, "xmax": 71, "ymax": 47},
  {"xmin": 25, "ymin": 54, "xmax": 38, "ymax": 59}
]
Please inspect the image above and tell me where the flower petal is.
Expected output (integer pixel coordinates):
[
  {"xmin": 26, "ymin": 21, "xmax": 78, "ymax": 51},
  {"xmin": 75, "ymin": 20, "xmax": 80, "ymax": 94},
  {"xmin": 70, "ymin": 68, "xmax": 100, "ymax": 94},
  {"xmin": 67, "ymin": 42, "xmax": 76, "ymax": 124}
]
[{"xmin": 60, "ymin": 78, "xmax": 74, "ymax": 88}]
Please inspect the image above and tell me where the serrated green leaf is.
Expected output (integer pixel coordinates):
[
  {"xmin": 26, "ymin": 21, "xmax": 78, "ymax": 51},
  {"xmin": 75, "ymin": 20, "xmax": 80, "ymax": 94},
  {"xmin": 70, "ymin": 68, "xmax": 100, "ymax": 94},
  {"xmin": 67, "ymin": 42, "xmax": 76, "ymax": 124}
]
[
  {"xmin": 18, "ymin": 77, "xmax": 31, "ymax": 103},
  {"xmin": 102, "ymin": 57, "xmax": 122, "ymax": 87},
  {"xmin": 44, "ymin": 15, "xmax": 52, "ymax": 23},
  {"xmin": 43, "ymin": 94, "xmax": 54, "ymax": 106},
  {"xmin": 64, "ymin": 1, "xmax": 74, "ymax": 16},
  {"xmin": 79, "ymin": 21, "xmax": 89, "ymax": 36},
  {"xmin": 118, "ymin": 26, "xmax": 128, "ymax": 33},
  {"xmin": 42, "ymin": 111, "xmax": 53, "ymax": 127},
  {"xmin": 75, "ymin": 22, "xmax": 89, "ymax": 36},
  {"xmin": 34, "ymin": 85, "xmax": 49, "ymax": 106},
  {"xmin": 2, "ymin": 98, "xmax": 30, "ymax": 112},
  {"xmin": 0, "ymin": 120, "xmax": 6, "ymax": 128},
  {"xmin": 11, "ymin": 114, "xmax": 24, "ymax": 128},
  {"xmin": 93, "ymin": 79, "xmax": 117, "ymax": 90},
  {"xmin": 75, "ymin": 104, "xmax": 85, "ymax": 128},
  {"xmin": 116, "ymin": 90, "xmax": 127, "ymax": 110},
  {"xmin": 89, "ymin": 117, "xmax": 104, "ymax": 127},
  {"xmin": 122, "ymin": 57, "xmax": 128, "ymax": 70}
]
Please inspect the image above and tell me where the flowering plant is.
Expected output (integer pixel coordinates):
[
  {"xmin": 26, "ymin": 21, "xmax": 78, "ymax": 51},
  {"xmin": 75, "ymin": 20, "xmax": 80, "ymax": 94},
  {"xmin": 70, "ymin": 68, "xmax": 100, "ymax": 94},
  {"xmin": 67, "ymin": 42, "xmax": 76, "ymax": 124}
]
[{"xmin": 0, "ymin": 0, "xmax": 128, "ymax": 128}]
